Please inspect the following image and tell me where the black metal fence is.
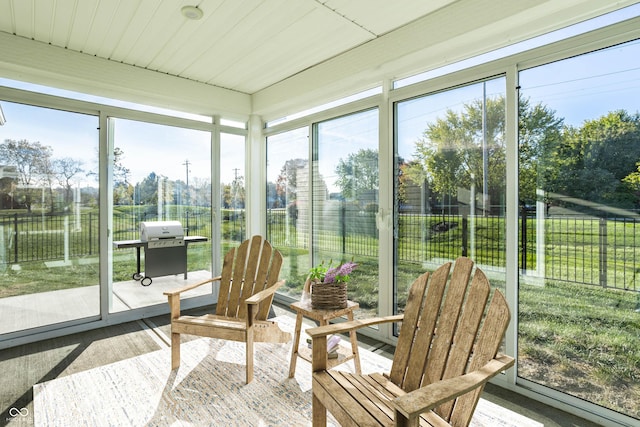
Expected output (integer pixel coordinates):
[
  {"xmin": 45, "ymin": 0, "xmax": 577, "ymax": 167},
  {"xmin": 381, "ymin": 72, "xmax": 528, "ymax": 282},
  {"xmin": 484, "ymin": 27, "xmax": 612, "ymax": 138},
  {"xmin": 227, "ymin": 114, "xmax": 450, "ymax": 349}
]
[
  {"xmin": 267, "ymin": 208, "xmax": 640, "ymax": 292},
  {"xmin": 1, "ymin": 213, "xmax": 99, "ymax": 263},
  {"xmin": 521, "ymin": 212, "xmax": 640, "ymax": 290},
  {"xmin": 3, "ymin": 210, "xmax": 639, "ymax": 291},
  {"xmin": 0, "ymin": 211, "xmax": 212, "ymax": 264}
]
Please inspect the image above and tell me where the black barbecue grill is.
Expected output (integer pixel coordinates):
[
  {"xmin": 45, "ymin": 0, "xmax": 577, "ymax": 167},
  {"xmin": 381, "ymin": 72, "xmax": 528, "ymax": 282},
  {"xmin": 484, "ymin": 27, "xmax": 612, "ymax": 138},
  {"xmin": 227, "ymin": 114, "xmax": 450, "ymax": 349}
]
[
  {"xmin": 138, "ymin": 220, "xmax": 185, "ymax": 286},
  {"xmin": 113, "ymin": 220, "xmax": 207, "ymax": 286}
]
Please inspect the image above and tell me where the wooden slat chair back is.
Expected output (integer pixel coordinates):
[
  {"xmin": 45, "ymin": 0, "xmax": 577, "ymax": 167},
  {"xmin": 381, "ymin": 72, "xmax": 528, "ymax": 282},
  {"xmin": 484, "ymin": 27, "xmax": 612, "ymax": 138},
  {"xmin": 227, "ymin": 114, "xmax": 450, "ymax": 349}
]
[
  {"xmin": 308, "ymin": 257, "xmax": 514, "ymax": 427},
  {"xmin": 164, "ymin": 235, "xmax": 291, "ymax": 384},
  {"xmin": 216, "ymin": 235, "xmax": 281, "ymax": 321}
]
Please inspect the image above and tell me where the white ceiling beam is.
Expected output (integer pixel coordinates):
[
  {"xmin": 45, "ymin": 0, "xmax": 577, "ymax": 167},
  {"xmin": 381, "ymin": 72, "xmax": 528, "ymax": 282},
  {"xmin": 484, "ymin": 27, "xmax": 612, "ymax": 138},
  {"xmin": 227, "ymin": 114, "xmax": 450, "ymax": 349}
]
[{"xmin": 0, "ymin": 32, "xmax": 251, "ymax": 120}]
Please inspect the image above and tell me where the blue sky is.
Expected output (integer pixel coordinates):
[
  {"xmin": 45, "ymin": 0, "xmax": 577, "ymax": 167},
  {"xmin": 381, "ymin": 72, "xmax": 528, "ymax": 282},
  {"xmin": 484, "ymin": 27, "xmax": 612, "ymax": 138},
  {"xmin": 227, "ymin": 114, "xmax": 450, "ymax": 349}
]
[
  {"xmin": 520, "ymin": 39, "xmax": 640, "ymax": 127},
  {"xmin": 396, "ymin": 38, "xmax": 640, "ymax": 163},
  {"xmin": 0, "ymin": 101, "xmax": 218, "ymax": 186}
]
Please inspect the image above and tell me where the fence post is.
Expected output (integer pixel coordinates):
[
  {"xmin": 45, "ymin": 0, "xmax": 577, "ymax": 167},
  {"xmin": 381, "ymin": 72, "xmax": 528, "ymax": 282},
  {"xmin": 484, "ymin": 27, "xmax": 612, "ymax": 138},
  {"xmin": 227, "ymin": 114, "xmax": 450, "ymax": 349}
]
[
  {"xmin": 341, "ymin": 201, "xmax": 346, "ymax": 254},
  {"xmin": 461, "ymin": 215, "xmax": 468, "ymax": 257},
  {"xmin": 0, "ymin": 225, "xmax": 4, "ymax": 273},
  {"xmin": 13, "ymin": 213, "xmax": 18, "ymax": 264},
  {"xmin": 520, "ymin": 205, "xmax": 527, "ymax": 273},
  {"xmin": 64, "ymin": 215, "xmax": 70, "ymax": 264},
  {"xmin": 599, "ymin": 218, "xmax": 607, "ymax": 288},
  {"xmin": 89, "ymin": 212, "xmax": 93, "ymax": 255}
]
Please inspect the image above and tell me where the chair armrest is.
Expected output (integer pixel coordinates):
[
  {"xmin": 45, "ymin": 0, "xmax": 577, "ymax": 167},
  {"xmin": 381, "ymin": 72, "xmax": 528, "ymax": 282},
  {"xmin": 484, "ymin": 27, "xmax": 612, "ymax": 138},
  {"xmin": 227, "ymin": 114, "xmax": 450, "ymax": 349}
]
[
  {"xmin": 245, "ymin": 280, "xmax": 286, "ymax": 305},
  {"xmin": 164, "ymin": 276, "xmax": 222, "ymax": 321},
  {"xmin": 307, "ymin": 314, "xmax": 404, "ymax": 338},
  {"xmin": 163, "ymin": 276, "xmax": 221, "ymax": 297},
  {"xmin": 392, "ymin": 354, "xmax": 515, "ymax": 420},
  {"xmin": 309, "ymin": 315, "xmax": 404, "ymax": 372}
]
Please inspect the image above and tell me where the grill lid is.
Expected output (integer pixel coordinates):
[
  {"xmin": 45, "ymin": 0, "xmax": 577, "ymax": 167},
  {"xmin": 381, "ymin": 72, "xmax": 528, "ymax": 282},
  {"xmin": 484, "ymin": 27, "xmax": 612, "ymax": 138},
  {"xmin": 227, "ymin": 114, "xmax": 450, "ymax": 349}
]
[{"xmin": 140, "ymin": 221, "xmax": 184, "ymax": 247}]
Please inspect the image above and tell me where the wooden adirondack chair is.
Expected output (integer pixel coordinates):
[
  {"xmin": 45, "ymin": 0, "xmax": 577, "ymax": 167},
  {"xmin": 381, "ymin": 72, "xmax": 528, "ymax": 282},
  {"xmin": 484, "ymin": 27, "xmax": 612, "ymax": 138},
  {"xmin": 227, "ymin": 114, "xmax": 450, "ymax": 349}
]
[
  {"xmin": 164, "ymin": 235, "xmax": 291, "ymax": 384},
  {"xmin": 308, "ymin": 257, "xmax": 514, "ymax": 427}
]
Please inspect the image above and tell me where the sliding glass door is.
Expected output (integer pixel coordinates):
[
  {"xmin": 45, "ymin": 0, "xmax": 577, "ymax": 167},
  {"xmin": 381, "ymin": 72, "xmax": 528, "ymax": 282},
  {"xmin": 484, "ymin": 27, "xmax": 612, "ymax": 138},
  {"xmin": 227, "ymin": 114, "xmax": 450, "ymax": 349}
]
[
  {"xmin": 518, "ymin": 39, "xmax": 640, "ymax": 421},
  {"xmin": 266, "ymin": 127, "xmax": 311, "ymax": 300},
  {"xmin": 394, "ymin": 78, "xmax": 507, "ymax": 317},
  {"xmin": 109, "ymin": 118, "xmax": 212, "ymax": 312},
  {"xmin": 0, "ymin": 101, "xmax": 100, "ymax": 334},
  {"xmin": 266, "ymin": 110, "xmax": 380, "ymax": 318},
  {"xmin": 313, "ymin": 109, "xmax": 380, "ymax": 318},
  {"xmin": 220, "ymin": 132, "xmax": 246, "ymax": 254}
]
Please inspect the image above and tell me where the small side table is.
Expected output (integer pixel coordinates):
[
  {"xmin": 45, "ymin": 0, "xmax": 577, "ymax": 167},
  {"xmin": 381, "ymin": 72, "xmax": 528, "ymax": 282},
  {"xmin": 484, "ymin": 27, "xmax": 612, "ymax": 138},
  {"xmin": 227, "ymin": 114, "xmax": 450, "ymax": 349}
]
[{"xmin": 288, "ymin": 300, "xmax": 362, "ymax": 378}]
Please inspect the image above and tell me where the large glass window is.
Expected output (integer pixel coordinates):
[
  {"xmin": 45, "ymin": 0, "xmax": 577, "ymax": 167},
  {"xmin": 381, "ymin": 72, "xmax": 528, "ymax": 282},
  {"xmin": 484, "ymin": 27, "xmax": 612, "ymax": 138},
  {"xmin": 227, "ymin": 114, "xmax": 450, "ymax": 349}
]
[
  {"xmin": 221, "ymin": 132, "xmax": 246, "ymax": 252},
  {"xmin": 0, "ymin": 101, "xmax": 99, "ymax": 333},
  {"xmin": 518, "ymin": 40, "xmax": 640, "ymax": 420},
  {"xmin": 266, "ymin": 127, "xmax": 310, "ymax": 299},
  {"xmin": 110, "ymin": 118, "xmax": 212, "ymax": 312},
  {"xmin": 394, "ymin": 78, "xmax": 507, "ymax": 316},
  {"xmin": 314, "ymin": 109, "xmax": 379, "ymax": 317}
]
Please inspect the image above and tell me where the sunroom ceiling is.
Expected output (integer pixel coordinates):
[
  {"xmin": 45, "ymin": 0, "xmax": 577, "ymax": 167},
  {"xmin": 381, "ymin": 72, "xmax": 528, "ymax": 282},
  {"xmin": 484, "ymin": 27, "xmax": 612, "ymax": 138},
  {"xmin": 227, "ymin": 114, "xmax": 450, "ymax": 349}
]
[
  {"xmin": 0, "ymin": 0, "xmax": 638, "ymax": 119},
  {"xmin": 0, "ymin": 0, "xmax": 458, "ymax": 95}
]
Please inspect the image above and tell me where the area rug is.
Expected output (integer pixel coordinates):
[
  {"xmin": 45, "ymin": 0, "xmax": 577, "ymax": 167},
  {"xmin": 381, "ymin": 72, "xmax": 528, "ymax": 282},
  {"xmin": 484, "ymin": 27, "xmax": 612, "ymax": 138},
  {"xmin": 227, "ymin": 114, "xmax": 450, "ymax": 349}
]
[{"xmin": 34, "ymin": 316, "xmax": 540, "ymax": 426}]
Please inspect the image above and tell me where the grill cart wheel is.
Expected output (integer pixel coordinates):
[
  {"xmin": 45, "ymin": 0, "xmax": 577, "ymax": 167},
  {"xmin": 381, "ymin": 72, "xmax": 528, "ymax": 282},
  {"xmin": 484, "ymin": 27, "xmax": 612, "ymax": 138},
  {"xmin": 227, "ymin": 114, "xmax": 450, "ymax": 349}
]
[
  {"xmin": 141, "ymin": 277, "xmax": 152, "ymax": 286},
  {"xmin": 132, "ymin": 272, "xmax": 143, "ymax": 281}
]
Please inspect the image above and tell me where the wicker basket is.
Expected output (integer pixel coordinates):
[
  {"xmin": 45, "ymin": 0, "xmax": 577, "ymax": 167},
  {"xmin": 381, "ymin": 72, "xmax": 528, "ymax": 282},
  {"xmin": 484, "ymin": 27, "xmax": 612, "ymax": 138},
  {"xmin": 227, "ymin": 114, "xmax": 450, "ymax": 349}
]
[{"xmin": 311, "ymin": 282, "xmax": 348, "ymax": 310}]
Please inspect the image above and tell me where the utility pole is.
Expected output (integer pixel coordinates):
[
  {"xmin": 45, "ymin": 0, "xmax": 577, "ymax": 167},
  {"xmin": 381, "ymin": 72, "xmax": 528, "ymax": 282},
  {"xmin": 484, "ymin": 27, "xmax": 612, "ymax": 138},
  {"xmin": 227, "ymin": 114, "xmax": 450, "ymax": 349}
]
[
  {"xmin": 232, "ymin": 168, "xmax": 240, "ymax": 209},
  {"xmin": 183, "ymin": 160, "xmax": 191, "ymax": 204}
]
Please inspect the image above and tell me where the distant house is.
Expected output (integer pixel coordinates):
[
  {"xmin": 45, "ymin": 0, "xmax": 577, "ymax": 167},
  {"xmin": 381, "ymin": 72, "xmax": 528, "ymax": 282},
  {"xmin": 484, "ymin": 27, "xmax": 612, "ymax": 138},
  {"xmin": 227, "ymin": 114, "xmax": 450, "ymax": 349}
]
[{"xmin": 0, "ymin": 165, "xmax": 18, "ymax": 209}]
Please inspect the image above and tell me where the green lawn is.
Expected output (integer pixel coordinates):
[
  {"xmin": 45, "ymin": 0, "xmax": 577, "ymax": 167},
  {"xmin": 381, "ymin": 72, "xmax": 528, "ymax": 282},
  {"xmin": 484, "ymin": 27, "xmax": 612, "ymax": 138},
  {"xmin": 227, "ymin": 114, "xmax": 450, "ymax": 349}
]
[
  {"xmin": 519, "ymin": 280, "xmax": 640, "ymax": 417},
  {"xmin": 2, "ymin": 210, "xmax": 640, "ymax": 419}
]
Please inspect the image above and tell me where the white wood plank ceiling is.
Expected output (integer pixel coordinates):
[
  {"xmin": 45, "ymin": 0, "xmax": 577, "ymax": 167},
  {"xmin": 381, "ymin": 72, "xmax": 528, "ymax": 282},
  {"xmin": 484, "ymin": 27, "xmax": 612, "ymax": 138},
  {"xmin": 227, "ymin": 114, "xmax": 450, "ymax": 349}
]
[
  {"xmin": 0, "ymin": 0, "xmax": 457, "ymax": 95},
  {"xmin": 0, "ymin": 0, "xmax": 638, "ymax": 118}
]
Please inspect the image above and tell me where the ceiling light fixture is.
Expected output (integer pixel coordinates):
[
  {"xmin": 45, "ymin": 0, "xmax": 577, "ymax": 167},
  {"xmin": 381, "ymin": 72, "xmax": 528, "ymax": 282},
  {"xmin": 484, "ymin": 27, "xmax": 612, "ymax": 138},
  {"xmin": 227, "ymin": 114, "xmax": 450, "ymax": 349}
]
[{"xmin": 181, "ymin": 5, "xmax": 203, "ymax": 20}]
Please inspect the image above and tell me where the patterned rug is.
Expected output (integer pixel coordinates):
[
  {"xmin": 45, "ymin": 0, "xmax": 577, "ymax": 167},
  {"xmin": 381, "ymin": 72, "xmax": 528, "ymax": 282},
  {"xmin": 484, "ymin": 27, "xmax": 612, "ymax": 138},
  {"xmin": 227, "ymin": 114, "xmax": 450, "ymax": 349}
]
[{"xmin": 34, "ymin": 316, "xmax": 540, "ymax": 426}]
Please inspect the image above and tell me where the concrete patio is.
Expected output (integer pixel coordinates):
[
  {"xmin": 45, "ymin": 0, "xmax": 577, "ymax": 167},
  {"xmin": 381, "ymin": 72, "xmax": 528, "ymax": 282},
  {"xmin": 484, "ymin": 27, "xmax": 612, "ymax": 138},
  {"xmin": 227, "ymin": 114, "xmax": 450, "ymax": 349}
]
[{"xmin": 0, "ymin": 270, "xmax": 213, "ymax": 335}]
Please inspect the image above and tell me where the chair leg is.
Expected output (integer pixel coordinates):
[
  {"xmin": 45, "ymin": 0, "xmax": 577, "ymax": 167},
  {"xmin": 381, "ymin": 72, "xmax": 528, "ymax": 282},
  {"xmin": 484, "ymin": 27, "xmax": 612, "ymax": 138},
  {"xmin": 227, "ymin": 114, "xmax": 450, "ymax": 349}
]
[
  {"xmin": 246, "ymin": 334, "xmax": 254, "ymax": 384},
  {"xmin": 312, "ymin": 393, "xmax": 327, "ymax": 427},
  {"xmin": 171, "ymin": 332, "xmax": 180, "ymax": 370}
]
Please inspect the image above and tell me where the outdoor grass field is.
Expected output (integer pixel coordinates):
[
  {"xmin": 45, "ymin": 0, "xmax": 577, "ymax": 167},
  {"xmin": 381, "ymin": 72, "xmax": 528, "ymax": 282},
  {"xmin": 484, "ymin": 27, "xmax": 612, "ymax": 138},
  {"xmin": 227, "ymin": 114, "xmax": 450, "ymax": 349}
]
[
  {"xmin": 2, "ymin": 208, "xmax": 640, "ymax": 418},
  {"xmin": 519, "ymin": 280, "xmax": 640, "ymax": 417}
]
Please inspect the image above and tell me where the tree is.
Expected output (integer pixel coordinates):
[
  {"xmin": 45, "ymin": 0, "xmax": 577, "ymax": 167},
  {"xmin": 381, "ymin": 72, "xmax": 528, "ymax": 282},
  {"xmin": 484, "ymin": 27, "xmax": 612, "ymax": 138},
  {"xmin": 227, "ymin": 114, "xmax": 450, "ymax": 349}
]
[
  {"xmin": 191, "ymin": 177, "xmax": 211, "ymax": 207},
  {"xmin": 405, "ymin": 95, "xmax": 564, "ymax": 216},
  {"xmin": 622, "ymin": 161, "xmax": 640, "ymax": 206},
  {"xmin": 53, "ymin": 157, "xmax": 84, "ymax": 207},
  {"xmin": 276, "ymin": 159, "xmax": 306, "ymax": 203},
  {"xmin": 335, "ymin": 149, "xmax": 378, "ymax": 202},
  {"xmin": 518, "ymin": 97, "xmax": 564, "ymax": 205},
  {"xmin": 557, "ymin": 110, "xmax": 640, "ymax": 210},
  {"xmin": 230, "ymin": 174, "xmax": 245, "ymax": 209},
  {"xmin": 112, "ymin": 147, "xmax": 130, "ymax": 185},
  {"xmin": 0, "ymin": 139, "xmax": 53, "ymax": 212},
  {"xmin": 409, "ymin": 97, "xmax": 506, "ymax": 216},
  {"xmin": 137, "ymin": 172, "xmax": 159, "ymax": 205},
  {"xmin": 398, "ymin": 157, "xmax": 435, "ymax": 213},
  {"xmin": 111, "ymin": 147, "xmax": 133, "ymax": 205}
]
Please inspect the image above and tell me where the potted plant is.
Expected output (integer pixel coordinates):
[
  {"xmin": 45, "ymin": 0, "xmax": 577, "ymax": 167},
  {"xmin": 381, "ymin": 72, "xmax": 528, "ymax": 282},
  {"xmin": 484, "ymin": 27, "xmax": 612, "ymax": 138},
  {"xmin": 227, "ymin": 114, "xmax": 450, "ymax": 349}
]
[{"xmin": 303, "ymin": 260, "xmax": 358, "ymax": 309}]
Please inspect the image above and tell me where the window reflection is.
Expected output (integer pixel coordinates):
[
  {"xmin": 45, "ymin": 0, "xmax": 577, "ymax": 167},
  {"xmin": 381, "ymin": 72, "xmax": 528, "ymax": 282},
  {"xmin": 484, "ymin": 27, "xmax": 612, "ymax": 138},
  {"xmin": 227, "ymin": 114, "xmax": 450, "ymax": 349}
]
[
  {"xmin": 0, "ymin": 101, "xmax": 100, "ymax": 333},
  {"xmin": 394, "ymin": 78, "xmax": 507, "ymax": 316},
  {"xmin": 110, "ymin": 118, "xmax": 212, "ymax": 312},
  {"xmin": 314, "ymin": 109, "xmax": 380, "ymax": 317},
  {"xmin": 266, "ymin": 127, "xmax": 310, "ymax": 299},
  {"xmin": 221, "ymin": 132, "xmax": 246, "ymax": 249},
  {"xmin": 518, "ymin": 39, "xmax": 640, "ymax": 420}
]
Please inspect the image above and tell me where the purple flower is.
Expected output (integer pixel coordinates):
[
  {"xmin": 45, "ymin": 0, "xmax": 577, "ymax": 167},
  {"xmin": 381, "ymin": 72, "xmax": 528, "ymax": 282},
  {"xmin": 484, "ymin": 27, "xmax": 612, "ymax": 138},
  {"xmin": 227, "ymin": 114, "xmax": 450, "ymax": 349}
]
[
  {"xmin": 323, "ymin": 267, "xmax": 338, "ymax": 283},
  {"xmin": 310, "ymin": 260, "xmax": 358, "ymax": 284},
  {"xmin": 337, "ymin": 262, "xmax": 357, "ymax": 276}
]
